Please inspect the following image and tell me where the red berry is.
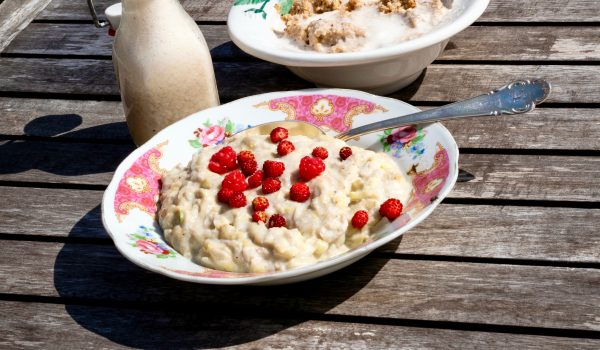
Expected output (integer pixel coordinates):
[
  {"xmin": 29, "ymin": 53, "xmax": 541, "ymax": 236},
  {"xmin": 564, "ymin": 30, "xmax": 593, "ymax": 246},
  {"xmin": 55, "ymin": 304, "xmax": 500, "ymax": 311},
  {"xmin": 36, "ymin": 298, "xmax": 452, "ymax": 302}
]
[
  {"xmin": 262, "ymin": 177, "xmax": 282, "ymax": 194},
  {"xmin": 208, "ymin": 161, "xmax": 226, "ymax": 174},
  {"xmin": 252, "ymin": 211, "xmax": 268, "ymax": 223},
  {"xmin": 263, "ymin": 160, "xmax": 285, "ymax": 178},
  {"xmin": 339, "ymin": 146, "xmax": 352, "ymax": 160},
  {"xmin": 351, "ymin": 210, "xmax": 369, "ymax": 229},
  {"xmin": 252, "ymin": 196, "xmax": 269, "ymax": 211},
  {"xmin": 312, "ymin": 147, "xmax": 328, "ymax": 159},
  {"xmin": 247, "ymin": 170, "xmax": 263, "ymax": 189},
  {"xmin": 209, "ymin": 146, "xmax": 237, "ymax": 172},
  {"xmin": 237, "ymin": 150, "xmax": 255, "ymax": 165},
  {"xmin": 379, "ymin": 198, "xmax": 403, "ymax": 220},
  {"xmin": 299, "ymin": 156, "xmax": 326, "ymax": 181},
  {"xmin": 277, "ymin": 140, "xmax": 295, "ymax": 156},
  {"xmin": 221, "ymin": 170, "xmax": 247, "ymax": 192},
  {"xmin": 240, "ymin": 159, "xmax": 258, "ymax": 176},
  {"xmin": 217, "ymin": 188, "xmax": 234, "ymax": 204},
  {"xmin": 290, "ymin": 182, "xmax": 310, "ymax": 202},
  {"xmin": 228, "ymin": 191, "xmax": 247, "ymax": 208},
  {"xmin": 270, "ymin": 127, "xmax": 288, "ymax": 143},
  {"xmin": 268, "ymin": 214, "xmax": 286, "ymax": 228}
]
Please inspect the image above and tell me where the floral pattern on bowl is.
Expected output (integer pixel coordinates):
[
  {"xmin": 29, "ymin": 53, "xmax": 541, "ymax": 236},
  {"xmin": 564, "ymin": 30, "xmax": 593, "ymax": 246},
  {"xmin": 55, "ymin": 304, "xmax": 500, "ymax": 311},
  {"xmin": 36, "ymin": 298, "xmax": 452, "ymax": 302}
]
[
  {"xmin": 102, "ymin": 89, "xmax": 459, "ymax": 285},
  {"xmin": 255, "ymin": 94, "xmax": 387, "ymax": 132}
]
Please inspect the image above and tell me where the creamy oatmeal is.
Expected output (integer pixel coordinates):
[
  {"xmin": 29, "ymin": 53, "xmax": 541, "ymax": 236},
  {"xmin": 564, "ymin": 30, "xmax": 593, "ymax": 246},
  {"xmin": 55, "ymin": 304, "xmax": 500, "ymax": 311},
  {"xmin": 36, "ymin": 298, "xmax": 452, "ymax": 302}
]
[
  {"xmin": 274, "ymin": 0, "xmax": 457, "ymax": 53},
  {"xmin": 158, "ymin": 132, "xmax": 411, "ymax": 273}
]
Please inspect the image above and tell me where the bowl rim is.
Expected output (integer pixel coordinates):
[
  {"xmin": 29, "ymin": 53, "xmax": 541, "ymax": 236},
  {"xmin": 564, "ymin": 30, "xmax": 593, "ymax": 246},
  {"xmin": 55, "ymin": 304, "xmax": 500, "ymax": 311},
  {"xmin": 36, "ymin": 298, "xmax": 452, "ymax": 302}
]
[
  {"xmin": 101, "ymin": 88, "xmax": 459, "ymax": 285},
  {"xmin": 227, "ymin": 0, "xmax": 490, "ymax": 67}
]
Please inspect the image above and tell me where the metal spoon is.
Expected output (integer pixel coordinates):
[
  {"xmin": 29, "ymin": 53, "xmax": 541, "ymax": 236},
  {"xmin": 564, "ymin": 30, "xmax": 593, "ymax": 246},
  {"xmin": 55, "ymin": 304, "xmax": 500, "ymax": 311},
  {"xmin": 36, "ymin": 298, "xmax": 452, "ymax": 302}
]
[{"xmin": 237, "ymin": 79, "xmax": 551, "ymax": 141}]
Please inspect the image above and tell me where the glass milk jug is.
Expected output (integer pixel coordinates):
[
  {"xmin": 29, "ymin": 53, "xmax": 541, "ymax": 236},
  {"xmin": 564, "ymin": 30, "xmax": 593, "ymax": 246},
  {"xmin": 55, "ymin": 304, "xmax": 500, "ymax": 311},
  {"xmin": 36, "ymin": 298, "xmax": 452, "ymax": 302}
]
[{"xmin": 92, "ymin": 0, "xmax": 220, "ymax": 146}]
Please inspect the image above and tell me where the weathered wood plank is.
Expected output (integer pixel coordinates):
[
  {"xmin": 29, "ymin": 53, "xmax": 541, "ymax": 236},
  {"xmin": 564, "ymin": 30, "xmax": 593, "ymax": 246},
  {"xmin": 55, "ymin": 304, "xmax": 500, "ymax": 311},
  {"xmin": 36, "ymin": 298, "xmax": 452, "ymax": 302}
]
[
  {"xmin": 36, "ymin": 0, "xmax": 600, "ymax": 22},
  {"xmin": 0, "ymin": 141, "xmax": 598, "ymax": 202},
  {"xmin": 1, "ymin": 186, "xmax": 599, "ymax": 263},
  {"xmin": 1, "ymin": 58, "xmax": 599, "ymax": 103},
  {"xmin": 2, "ymin": 240, "xmax": 600, "ymax": 331},
  {"xmin": 0, "ymin": 98, "xmax": 128, "ymax": 140},
  {"xmin": 481, "ymin": 0, "xmax": 600, "ymax": 22},
  {"xmin": 3, "ymin": 23, "xmax": 251, "ymax": 61},
  {"xmin": 6, "ymin": 23, "xmax": 600, "ymax": 62},
  {"xmin": 453, "ymin": 153, "xmax": 600, "ymax": 202},
  {"xmin": 1, "ymin": 98, "xmax": 599, "ymax": 151},
  {"xmin": 0, "ymin": 140, "xmax": 133, "ymax": 185},
  {"xmin": 2, "ymin": 300, "xmax": 600, "ymax": 350},
  {"xmin": 0, "ymin": 0, "xmax": 52, "ymax": 52}
]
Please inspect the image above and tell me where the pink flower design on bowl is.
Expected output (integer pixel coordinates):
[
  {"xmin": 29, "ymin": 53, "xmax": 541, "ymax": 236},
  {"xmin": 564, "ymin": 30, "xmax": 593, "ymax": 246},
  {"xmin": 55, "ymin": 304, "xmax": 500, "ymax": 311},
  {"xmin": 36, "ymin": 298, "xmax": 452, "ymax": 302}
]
[
  {"xmin": 136, "ymin": 239, "xmax": 166, "ymax": 255},
  {"xmin": 198, "ymin": 125, "xmax": 225, "ymax": 146},
  {"xmin": 388, "ymin": 125, "xmax": 417, "ymax": 144}
]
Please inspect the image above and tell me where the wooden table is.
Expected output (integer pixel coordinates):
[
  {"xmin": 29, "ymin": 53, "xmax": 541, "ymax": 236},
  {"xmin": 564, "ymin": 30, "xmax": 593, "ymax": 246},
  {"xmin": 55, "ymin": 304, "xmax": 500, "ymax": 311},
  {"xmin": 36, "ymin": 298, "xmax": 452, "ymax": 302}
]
[{"xmin": 1, "ymin": 0, "xmax": 600, "ymax": 348}]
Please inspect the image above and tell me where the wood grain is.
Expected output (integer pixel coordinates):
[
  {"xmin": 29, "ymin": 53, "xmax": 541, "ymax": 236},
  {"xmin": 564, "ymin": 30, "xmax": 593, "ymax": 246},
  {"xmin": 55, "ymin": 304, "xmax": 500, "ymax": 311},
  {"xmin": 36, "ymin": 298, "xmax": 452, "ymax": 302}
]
[
  {"xmin": 2, "ymin": 240, "xmax": 600, "ymax": 331},
  {"xmin": 1, "ymin": 58, "xmax": 599, "ymax": 103},
  {"xmin": 0, "ymin": 0, "xmax": 51, "ymax": 52},
  {"xmin": 2, "ymin": 98, "xmax": 599, "ymax": 151},
  {"xmin": 1, "ymin": 186, "xmax": 599, "ymax": 262},
  {"xmin": 3, "ymin": 23, "xmax": 252, "ymax": 61},
  {"xmin": 2, "ymin": 300, "xmax": 600, "ymax": 350},
  {"xmin": 0, "ymin": 141, "xmax": 598, "ymax": 202},
  {"xmin": 6, "ymin": 23, "xmax": 600, "ymax": 62},
  {"xmin": 0, "ymin": 98, "xmax": 128, "ymax": 140},
  {"xmin": 453, "ymin": 153, "xmax": 600, "ymax": 202},
  {"xmin": 36, "ymin": 0, "xmax": 600, "ymax": 22}
]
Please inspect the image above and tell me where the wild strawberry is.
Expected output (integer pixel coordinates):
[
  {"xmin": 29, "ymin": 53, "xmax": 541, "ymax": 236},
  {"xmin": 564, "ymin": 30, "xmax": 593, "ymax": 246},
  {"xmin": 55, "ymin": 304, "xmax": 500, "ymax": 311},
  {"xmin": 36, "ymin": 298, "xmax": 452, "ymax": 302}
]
[
  {"xmin": 270, "ymin": 127, "xmax": 288, "ymax": 143},
  {"xmin": 208, "ymin": 161, "xmax": 226, "ymax": 174},
  {"xmin": 209, "ymin": 146, "xmax": 237, "ymax": 172},
  {"xmin": 268, "ymin": 214, "xmax": 286, "ymax": 228},
  {"xmin": 277, "ymin": 140, "xmax": 295, "ymax": 156},
  {"xmin": 351, "ymin": 210, "xmax": 368, "ymax": 229},
  {"xmin": 252, "ymin": 196, "xmax": 269, "ymax": 211},
  {"xmin": 252, "ymin": 211, "xmax": 268, "ymax": 223},
  {"xmin": 262, "ymin": 177, "xmax": 281, "ymax": 194},
  {"xmin": 221, "ymin": 170, "xmax": 247, "ymax": 192},
  {"xmin": 299, "ymin": 156, "xmax": 325, "ymax": 181},
  {"xmin": 339, "ymin": 146, "xmax": 352, "ymax": 160},
  {"xmin": 379, "ymin": 198, "xmax": 403, "ymax": 220},
  {"xmin": 240, "ymin": 158, "xmax": 258, "ymax": 176},
  {"xmin": 228, "ymin": 191, "xmax": 247, "ymax": 208},
  {"xmin": 217, "ymin": 188, "xmax": 234, "ymax": 204},
  {"xmin": 290, "ymin": 182, "xmax": 310, "ymax": 202},
  {"xmin": 247, "ymin": 170, "xmax": 263, "ymax": 189},
  {"xmin": 263, "ymin": 160, "xmax": 285, "ymax": 178},
  {"xmin": 312, "ymin": 147, "xmax": 328, "ymax": 159},
  {"xmin": 237, "ymin": 150, "xmax": 255, "ymax": 165}
]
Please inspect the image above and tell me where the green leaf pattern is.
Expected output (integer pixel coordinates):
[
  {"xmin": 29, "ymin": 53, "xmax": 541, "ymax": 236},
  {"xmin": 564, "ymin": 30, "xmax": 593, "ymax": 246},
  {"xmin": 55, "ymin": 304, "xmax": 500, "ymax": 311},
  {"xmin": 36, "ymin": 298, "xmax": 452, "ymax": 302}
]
[{"xmin": 234, "ymin": 0, "xmax": 273, "ymax": 20}]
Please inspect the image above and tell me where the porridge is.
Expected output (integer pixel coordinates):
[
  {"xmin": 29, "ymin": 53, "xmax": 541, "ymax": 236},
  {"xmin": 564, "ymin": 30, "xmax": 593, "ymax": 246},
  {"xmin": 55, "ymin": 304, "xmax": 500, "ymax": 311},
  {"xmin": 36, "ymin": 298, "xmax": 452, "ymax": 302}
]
[
  {"xmin": 273, "ymin": 0, "xmax": 457, "ymax": 53},
  {"xmin": 159, "ymin": 127, "xmax": 411, "ymax": 273}
]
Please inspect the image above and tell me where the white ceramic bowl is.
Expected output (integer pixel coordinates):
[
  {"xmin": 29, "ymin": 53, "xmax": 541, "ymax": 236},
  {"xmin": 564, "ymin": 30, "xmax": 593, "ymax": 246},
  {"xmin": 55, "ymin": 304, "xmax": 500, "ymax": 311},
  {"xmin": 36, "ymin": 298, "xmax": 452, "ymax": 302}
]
[
  {"xmin": 228, "ymin": 0, "xmax": 490, "ymax": 94},
  {"xmin": 101, "ymin": 89, "xmax": 458, "ymax": 285}
]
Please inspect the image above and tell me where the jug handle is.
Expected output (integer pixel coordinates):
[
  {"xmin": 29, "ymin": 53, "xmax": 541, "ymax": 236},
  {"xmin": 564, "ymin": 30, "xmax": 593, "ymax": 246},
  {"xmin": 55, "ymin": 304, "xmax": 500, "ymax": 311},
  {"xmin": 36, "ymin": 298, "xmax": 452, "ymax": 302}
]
[{"xmin": 87, "ymin": 0, "xmax": 110, "ymax": 28}]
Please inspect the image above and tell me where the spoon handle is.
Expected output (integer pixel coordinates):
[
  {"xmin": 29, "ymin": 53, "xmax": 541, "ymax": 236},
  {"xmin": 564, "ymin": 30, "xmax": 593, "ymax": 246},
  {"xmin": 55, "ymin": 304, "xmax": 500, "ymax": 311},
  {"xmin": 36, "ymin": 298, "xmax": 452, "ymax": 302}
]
[{"xmin": 336, "ymin": 79, "xmax": 551, "ymax": 141}]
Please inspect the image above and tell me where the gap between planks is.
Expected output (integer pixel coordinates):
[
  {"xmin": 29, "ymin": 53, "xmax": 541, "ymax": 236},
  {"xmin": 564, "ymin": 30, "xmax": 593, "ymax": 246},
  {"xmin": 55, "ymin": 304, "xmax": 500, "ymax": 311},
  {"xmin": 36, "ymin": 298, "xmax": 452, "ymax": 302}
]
[
  {"xmin": 3, "ymin": 240, "xmax": 600, "ymax": 332},
  {"xmin": 34, "ymin": 0, "xmax": 600, "ymax": 23},
  {"xmin": 2, "ymin": 299, "xmax": 600, "ymax": 349},
  {"xmin": 4, "ymin": 24, "xmax": 600, "ymax": 62}
]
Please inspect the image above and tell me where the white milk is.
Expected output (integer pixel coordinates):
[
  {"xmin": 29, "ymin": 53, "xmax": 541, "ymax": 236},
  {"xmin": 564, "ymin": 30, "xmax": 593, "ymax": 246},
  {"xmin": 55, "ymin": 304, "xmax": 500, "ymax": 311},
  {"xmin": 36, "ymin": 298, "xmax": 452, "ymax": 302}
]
[{"xmin": 113, "ymin": 0, "xmax": 220, "ymax": 146}]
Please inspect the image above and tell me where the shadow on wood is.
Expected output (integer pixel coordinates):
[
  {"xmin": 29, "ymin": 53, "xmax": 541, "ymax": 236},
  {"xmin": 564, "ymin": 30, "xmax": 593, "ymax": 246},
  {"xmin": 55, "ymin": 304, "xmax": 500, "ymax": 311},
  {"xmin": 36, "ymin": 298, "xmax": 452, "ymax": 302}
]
[
  {"xmin": 22, "ymin": 113, "xmax": 130, "ymax": 140},
  {"xmin": 0, "ymin": 114, "xmax": 132, "ymax": 177},
  {"xmin": 53, "ymin": 206, "xmax": 402, "ymax": 349}
]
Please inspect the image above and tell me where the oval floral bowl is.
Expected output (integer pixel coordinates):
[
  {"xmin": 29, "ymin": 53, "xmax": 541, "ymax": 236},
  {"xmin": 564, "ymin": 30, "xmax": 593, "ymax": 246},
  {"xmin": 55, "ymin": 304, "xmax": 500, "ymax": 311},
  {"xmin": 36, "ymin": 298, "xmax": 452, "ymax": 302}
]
[{"xmin": 102, "ymin": 89, "xmax": 459, "ymax": 285}]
